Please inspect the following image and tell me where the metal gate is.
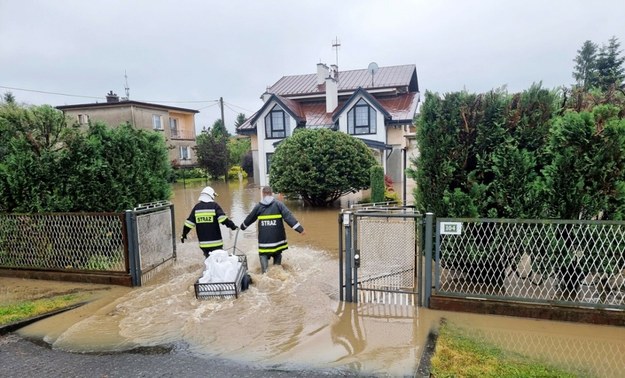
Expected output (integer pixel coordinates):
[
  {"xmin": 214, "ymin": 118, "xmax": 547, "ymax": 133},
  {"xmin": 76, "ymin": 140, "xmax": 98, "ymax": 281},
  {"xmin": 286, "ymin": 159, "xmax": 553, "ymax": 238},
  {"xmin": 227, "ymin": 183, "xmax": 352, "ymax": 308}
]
[
  {"xmin": 339, "ymin": 205, "xmax": 432, "ymax": 306},
  {"xmin": 125, "ymin": 201, "xmax": 176, "ymax": 286}
]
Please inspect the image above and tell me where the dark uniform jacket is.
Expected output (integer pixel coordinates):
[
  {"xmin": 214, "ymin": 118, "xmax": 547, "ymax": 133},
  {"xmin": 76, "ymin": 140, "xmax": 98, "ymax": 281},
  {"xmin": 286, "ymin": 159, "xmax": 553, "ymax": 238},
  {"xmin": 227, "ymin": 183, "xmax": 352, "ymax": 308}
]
[
  {"xmin": 182, "ymin": 201, "xmax": 236, "ymax": 251},
  {"xmin": 240, "ymin": 196, "xmax": 304, "ymax": 254}
]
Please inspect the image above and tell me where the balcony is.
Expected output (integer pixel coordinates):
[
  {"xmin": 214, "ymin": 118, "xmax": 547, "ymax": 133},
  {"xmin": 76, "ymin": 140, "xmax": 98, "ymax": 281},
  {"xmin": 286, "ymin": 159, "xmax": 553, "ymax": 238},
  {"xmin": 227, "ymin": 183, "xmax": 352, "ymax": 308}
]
[{"xmin": 170, "ymin": 129, "xmax": 195, "ymax": 140}]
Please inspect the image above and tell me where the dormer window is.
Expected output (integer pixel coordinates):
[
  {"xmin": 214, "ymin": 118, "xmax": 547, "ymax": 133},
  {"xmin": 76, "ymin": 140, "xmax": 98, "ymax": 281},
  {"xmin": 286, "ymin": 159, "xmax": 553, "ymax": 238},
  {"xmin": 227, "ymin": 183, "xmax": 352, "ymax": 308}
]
[
  {"xmin": 265, "ymin": 106, "xmax": 289, "ymax": 139},
  {"xmin": 347, "ymin": 99, "xmax": 377, "ymax": 135}
]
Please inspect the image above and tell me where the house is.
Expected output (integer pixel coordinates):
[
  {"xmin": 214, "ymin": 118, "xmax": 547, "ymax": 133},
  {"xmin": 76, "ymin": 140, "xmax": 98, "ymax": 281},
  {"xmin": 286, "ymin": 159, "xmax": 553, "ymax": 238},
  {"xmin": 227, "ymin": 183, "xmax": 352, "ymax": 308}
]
[
  {"xmin": 236, "ymin": 63, "xmax": 420, "ymax": 198},
  {"xmin": 57, "ymin": 91, "xmax": 199, "ymax": 167}
]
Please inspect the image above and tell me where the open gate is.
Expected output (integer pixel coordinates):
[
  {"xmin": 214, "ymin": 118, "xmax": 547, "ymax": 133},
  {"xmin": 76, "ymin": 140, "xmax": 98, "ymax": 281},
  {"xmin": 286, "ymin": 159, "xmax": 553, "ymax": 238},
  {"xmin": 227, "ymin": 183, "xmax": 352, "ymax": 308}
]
[{"xmin": 339, "ymin": 205, "xmax": 433, "ymax": 306}]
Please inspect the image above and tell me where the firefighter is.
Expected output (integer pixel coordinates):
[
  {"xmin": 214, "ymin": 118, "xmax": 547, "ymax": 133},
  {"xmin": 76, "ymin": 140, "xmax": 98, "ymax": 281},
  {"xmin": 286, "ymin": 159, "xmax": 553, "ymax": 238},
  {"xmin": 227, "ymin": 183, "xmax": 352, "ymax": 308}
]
[
  {"xmin": 181, "ymin": 186, "xmax": 237, "ymax": 258},
  {"xmin": 240, "ymin": 186, "xmax": 305, "ymax": 273}
]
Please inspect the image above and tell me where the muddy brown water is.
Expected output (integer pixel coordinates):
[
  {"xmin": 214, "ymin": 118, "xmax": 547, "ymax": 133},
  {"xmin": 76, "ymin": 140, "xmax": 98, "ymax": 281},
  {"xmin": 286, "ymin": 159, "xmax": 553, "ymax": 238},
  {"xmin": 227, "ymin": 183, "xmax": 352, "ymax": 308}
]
[{"xmin": 8, "ymin": 181, "xmax": 625, "ymax": 376}]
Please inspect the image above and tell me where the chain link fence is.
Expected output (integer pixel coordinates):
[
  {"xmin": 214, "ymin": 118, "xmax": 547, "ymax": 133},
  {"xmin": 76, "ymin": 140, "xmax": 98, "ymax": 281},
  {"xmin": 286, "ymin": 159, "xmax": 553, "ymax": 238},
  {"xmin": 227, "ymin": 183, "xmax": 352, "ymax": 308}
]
[
  {"xmin": 436, "ymin": 219, "xmax": 625, "ymax": 309},
  {"xmin": 0, "ymin": 202, "xmax": 176, "ymax": 286},
  {"xmin": 0, "ymin": 213, "xmax": 126, "ymax": 272}
]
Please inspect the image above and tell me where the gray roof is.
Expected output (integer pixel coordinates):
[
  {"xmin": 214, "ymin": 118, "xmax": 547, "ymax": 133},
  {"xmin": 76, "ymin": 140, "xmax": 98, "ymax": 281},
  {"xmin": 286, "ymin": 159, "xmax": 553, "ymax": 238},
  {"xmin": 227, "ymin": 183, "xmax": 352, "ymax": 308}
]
[{"xmin": 267, "ymin": 64, "xmax": 418, "ymax": 96}]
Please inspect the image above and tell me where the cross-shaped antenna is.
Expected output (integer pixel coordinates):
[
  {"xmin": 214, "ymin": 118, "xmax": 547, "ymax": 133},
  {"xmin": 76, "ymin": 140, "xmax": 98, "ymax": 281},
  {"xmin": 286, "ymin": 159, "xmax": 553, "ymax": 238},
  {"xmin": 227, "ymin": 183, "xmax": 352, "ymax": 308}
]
[{"xmin": 332, "ymin": 36, "xmax": 341, "ymax": 67}]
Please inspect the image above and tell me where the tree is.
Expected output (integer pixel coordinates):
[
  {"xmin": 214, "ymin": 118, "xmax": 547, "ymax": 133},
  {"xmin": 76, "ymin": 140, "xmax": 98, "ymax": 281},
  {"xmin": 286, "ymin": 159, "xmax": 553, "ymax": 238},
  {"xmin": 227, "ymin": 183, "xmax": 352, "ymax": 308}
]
[
  {"xmin": 269, "ymin": 128, "xmax": 376, "ymax": 206},
  {"xmin": 227, "ymin": 136, "xmax": 251, "ymax": 167},
  {"xmin": 573, "ymin": 40, "xmax": 598, "ymax": 90},
  {"xmin": 595, "ymin": 36, "xmax": 625, "ymax": 91},
  {"xmin": 370, "ymin": 165, "xmax": 385, "ymax": 203},
  {"xmin": 0, "ymin": 104, "xmax": 171, "ymax": 212},
  {"xmin": 194, "ymin": 120, "xmax": 229, "ymax": 180},
  {"xmin": 234, "ymin": 113, "xmax": 247, "ymax": 129},
  {"xmin": 2, "ymin": 92, "xmax": 16, "ymax": 105}
]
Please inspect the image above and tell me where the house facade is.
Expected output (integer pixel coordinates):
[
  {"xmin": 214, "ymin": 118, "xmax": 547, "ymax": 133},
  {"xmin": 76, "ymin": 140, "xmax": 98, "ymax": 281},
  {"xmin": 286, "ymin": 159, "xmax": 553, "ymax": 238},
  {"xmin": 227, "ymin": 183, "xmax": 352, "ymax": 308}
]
[
  {"xmin": 237, "ymin": 63, "xmax": 420, "ymax": 195},
  {"xmin": 57, "ymin": 91, "xmax": 199, "ymax": 167}
]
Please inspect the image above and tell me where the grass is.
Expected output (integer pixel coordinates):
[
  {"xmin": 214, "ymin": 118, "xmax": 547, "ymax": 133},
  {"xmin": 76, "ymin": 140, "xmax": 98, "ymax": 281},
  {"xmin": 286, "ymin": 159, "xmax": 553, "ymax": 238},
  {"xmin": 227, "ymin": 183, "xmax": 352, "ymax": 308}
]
[
  {"xmin": 0, "ymin": 294, "xmax": 86, "ymax": 326},
  {"xmin": 430, "ymin": 321, "xmax": 585, "ymax": 378}
]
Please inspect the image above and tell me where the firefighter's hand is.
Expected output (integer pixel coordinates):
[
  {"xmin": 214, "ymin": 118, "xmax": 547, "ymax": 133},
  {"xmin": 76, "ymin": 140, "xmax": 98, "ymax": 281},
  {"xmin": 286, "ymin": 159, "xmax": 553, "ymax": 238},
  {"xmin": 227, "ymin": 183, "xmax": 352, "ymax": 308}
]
[{"xmin": 230, "ymin": 224, "xmax": 238, "ymax": 231}]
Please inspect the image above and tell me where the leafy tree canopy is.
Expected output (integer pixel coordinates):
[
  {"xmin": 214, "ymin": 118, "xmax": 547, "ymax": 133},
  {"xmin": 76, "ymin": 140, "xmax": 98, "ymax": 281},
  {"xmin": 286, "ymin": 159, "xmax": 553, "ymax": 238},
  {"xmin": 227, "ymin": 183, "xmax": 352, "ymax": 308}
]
[
  {"xmin": 0, "ymin": 103, "xmax": 171, "ymax": 212},
  {"xmin": 194, "ymin": 120, "xmax": 229, "ymax": 180},
  {"xmin": 269, "ymin": 128, "xmax": 376, "ymax": 206}
]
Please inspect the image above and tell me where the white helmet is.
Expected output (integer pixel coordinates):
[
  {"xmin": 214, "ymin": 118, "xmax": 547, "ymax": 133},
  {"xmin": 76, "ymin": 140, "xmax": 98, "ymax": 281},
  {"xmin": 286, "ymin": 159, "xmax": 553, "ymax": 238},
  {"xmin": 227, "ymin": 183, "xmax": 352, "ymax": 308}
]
[{"xmin": 198, "ymin": 186, "xmax": 217, "ymax": 202}]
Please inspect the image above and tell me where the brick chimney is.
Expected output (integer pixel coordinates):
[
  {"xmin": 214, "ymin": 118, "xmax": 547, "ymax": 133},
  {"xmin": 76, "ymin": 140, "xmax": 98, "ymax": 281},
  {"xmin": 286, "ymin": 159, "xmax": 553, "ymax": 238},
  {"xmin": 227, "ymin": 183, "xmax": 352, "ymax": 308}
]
[
  {"xmin": 106, "ymin": 90, "xmax": 119, "ymax": 103},
  {"xmin": 317, "ymin": 63, "xmax": 329, "ymax": 85}
]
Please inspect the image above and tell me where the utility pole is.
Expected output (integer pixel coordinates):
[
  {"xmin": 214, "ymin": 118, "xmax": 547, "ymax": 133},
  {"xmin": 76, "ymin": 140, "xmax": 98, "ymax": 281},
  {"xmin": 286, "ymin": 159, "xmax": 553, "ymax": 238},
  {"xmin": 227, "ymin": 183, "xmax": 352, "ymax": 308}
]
[
  {"xmin": 219, "ymin": 97, "xmax": 225, "ymax": 130},
  {"xmin": 219, "ymin": 97, "xmax": 228, "ymax": 182}
]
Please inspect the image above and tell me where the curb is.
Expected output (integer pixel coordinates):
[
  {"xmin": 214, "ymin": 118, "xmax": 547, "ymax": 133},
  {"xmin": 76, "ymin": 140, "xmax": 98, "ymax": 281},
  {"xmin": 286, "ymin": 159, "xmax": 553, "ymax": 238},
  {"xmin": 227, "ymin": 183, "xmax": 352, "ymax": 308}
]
[
  {"xmin": 414, "ymin": 320, "xmax": 442, "ymax": 378},
  {"xmin": 0, "ymin": 302, "xmax": 88, "ymax": 336}
]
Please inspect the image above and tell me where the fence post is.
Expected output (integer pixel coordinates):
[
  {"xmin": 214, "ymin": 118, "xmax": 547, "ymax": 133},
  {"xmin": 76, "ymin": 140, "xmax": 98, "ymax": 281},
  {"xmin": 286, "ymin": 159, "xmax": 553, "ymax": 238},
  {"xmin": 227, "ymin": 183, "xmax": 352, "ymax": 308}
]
[
  {"xmin": 424, "ymin": 212, "xmax": 434, "ymax": 308},
  {"xmin": 338, "ymin": 213, "xmax": 345, "ymax": 301},
  {"xmin": 353, "ymin": 212, "xmax": 359, "ymax": 303},
  {"xmin": 343, "ymin": 211, "xmax": 353, "ymax": 302},
  {"xmin": 170, "ymin": 203, "xmax": 177, "ymax": 260},
  {"xmin": 125, "ymin": 210, "xmax": 141, "ymax": 287}
]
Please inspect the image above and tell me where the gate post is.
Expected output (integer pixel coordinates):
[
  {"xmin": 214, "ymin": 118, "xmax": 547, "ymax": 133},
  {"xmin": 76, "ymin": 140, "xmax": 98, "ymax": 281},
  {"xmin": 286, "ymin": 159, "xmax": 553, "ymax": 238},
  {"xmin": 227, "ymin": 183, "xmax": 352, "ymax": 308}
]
[
  {"xmin": 125, "ymin": 210, "xmax": 141, "ymax": 287},
  {"xmin": 424, "ymin": 212, "xmax": 434, "ymax": 308},
  {"xmin": 343, "ymin": 211, "xmax": 353, "ymax": 302}
]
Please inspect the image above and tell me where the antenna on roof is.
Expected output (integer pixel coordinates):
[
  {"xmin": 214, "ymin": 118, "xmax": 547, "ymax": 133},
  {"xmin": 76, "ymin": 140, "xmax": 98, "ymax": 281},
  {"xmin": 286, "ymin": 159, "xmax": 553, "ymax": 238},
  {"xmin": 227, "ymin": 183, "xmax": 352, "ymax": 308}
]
[
  {"xmin": 367, "ymin": 62, "xmax": 379, "ymax": 87},
  {"xmin": 124, "ymin": 70, "xmax": 130, "ymax": 99},
  {"xmin": 332, "ymin": 36, "xmax": 341, "ymax": 67}
]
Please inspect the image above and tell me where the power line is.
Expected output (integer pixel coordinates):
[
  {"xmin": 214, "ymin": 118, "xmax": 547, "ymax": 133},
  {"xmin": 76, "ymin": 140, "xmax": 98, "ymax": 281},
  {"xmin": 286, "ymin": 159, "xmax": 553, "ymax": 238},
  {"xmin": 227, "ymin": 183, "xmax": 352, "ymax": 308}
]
[
  {"xmin": 0, "ymin": 85, "xmax": 103, "ymax": 100},
  {"xmin": 223, "ymin": 100, "xmax": 254, "ymax": 113}
]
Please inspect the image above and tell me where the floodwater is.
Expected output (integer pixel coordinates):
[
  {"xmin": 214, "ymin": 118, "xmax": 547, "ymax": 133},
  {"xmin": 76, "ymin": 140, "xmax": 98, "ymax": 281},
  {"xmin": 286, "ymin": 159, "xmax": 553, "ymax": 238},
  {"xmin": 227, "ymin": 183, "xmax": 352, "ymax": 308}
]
[{"xmin": 14, "ymin": 180, "xmax": 625, "ymax": 377}]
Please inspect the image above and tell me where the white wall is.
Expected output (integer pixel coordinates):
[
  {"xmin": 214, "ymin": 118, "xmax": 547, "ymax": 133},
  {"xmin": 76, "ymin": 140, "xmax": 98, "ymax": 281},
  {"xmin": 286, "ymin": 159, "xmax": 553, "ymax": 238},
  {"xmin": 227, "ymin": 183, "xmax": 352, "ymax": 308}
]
[{"xmin": 256, "ymin": 102, "xmax": 296, "ymax": 187}]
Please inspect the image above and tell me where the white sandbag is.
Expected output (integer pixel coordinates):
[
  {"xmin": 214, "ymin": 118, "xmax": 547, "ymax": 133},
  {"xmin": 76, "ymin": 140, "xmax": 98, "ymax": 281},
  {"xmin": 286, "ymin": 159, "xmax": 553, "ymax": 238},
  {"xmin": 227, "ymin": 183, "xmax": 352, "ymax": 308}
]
[{"xmin": 203, "ymin": 250, "xmax": 242, "ymax": 283}]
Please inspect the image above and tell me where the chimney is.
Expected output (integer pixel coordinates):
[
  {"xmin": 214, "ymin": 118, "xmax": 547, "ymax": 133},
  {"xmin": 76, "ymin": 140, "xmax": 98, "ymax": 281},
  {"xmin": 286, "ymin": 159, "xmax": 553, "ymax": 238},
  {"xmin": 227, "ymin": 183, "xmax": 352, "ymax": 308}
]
[
  {"xmin": 330, "ymin": 64, "xmax": 339, "ymax": 81},
  {"xmin": 325, "ymin": 76, "xmax": 338, "ymax": 113},
  {"xmin": 316, "ymin": 63, "xmax": 329, "ymax": 85},
  {"xmin": 106, "ymin": 90, "xmax": 119, "ymax": 103}
]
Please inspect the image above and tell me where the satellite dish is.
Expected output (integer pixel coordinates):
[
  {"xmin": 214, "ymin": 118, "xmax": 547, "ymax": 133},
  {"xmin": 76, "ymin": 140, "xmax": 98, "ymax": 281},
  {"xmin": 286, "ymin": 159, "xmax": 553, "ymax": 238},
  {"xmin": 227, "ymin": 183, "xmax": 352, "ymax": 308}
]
[{"xmin": 367, "ymin": 62, "xmax": 379, "ymax": 86}]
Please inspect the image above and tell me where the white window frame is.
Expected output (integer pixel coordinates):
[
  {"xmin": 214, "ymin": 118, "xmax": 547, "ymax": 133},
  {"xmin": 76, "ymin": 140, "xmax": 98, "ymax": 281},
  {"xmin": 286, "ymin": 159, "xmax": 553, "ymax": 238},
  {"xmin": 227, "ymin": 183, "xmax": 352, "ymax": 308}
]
[
  {"xmin": 180, "ymin": 146, "xmax": 190, "ymax": 160},
  {"xmin": 78, "ymin": 114, "xmax": 89, "ymax": 124},
  {"xmin": 152, "ymin": 114, "xmax": 163, "ymax": 130}
]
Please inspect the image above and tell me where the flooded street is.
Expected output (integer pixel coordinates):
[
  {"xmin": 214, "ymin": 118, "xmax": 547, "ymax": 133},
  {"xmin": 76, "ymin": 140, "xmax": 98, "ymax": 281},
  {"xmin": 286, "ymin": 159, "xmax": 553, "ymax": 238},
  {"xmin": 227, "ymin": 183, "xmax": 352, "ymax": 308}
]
[{"xmin": 12, "ymin": 180, "xmax": 625, "ymax": 377}]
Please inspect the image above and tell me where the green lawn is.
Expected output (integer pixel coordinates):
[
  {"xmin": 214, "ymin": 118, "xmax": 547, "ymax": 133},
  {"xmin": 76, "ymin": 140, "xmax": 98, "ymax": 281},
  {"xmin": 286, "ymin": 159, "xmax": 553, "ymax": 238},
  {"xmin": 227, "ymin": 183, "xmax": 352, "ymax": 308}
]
[
  {"xmin": 430, "ymin": 321, "xmax": 587, "ymax": 378},
  {"xmin": 0, "ymin": 294, "xmax": 87, "ymax": 326}
]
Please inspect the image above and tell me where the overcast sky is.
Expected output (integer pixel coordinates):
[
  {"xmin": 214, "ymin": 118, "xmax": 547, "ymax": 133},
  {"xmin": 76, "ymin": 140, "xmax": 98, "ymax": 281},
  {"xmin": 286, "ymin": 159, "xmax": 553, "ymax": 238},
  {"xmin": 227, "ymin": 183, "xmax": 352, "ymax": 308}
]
[{"xmin": 1, "ymin": 0, "xmax": 624, "ymax": 134}]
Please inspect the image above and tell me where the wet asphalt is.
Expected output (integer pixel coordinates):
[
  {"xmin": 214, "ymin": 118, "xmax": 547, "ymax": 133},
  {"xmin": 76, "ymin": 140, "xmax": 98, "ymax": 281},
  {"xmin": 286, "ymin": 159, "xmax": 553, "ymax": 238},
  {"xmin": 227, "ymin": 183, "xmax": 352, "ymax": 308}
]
[{"xmin": 0, "ymin": 334, "xmax": 372, "ymax": 378}]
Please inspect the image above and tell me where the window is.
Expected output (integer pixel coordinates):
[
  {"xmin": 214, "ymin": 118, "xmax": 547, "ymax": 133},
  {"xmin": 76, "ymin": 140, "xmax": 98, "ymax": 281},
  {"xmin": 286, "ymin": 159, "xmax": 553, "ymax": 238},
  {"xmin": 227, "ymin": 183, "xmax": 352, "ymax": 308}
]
[
  {"xmin": 78, "ymin": 114, "xmax": 89, "ymax": 124},
  {"xmin": 169, "ymin": 117, "xmax": 179, "ymax": 137},
  {"xmin": 347, "ymin": 99, "xmax": 377, "ymax": 135},
  {"xmin": 180, "ymin": 146, "xmax": 190, "ymax": 160},
  {"xmin": 264, "ymin": 106, "xmax": 288, "ymax": 139},
  {"xmin": 266, "ymin": 153, "xmax": 273, "ymax": 174},
  {"xmin": 152, "ymin": 114, "xmax": 163, "ymax": 130}
]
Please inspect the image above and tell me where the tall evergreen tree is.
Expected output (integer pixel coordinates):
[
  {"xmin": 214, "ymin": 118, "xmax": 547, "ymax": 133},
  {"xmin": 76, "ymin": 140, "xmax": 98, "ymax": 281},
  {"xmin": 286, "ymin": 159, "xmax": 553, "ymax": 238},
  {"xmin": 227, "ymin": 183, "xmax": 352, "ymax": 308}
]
[
  {"xmin": 234, "ymin": 113, "xmax": 247, "ymax": 129},
  {"xmin": 573, "ymin": 40, "xmax": 598, "ymax": 89},
  {"xmin": 595, "ymin": 36, "xmax": 625, "ymax": 91}
]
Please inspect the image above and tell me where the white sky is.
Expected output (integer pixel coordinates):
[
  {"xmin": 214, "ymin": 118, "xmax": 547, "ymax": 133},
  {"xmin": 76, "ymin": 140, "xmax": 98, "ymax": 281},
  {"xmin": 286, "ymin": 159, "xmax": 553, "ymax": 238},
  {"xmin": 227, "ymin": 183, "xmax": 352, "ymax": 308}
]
[{"xmin": 1, "ymin": 0, "xmax": 624, "ymax": 135}]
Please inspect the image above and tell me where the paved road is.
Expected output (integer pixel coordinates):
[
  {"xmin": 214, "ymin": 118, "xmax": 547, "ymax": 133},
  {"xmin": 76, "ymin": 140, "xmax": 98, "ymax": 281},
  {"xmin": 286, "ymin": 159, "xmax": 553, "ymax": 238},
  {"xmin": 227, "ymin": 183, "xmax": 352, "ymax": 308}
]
[{"xmin": 0, "ymin": 334, "xmax": 368, "ymax": 378}]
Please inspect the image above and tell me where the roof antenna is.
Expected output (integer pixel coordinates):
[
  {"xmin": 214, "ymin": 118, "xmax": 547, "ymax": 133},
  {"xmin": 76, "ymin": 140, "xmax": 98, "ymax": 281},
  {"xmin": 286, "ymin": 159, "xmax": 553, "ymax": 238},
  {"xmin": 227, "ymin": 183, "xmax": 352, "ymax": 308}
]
[
  {"xmin": 367, "ymin": 62, "xmax": 379, "ymax": 87},
  {"xmin": 124, "ymin": 70, "xmax": 130, "ymax": 99},
  {"xmin": 332, "ymin": 36, "xmax": 341, "ymax": 68}
]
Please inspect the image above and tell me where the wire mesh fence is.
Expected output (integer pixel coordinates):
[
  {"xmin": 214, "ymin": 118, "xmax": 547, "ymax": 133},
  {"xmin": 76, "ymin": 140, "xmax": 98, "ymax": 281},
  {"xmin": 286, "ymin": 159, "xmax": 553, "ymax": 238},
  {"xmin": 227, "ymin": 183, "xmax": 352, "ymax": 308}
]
[
  {"xmin": 0, "ymin": 213, "xmax": 126, "ymax": 272},
  {"xmin": 436, "ymin": 219, "xmax": 625, "ymax": 309}
]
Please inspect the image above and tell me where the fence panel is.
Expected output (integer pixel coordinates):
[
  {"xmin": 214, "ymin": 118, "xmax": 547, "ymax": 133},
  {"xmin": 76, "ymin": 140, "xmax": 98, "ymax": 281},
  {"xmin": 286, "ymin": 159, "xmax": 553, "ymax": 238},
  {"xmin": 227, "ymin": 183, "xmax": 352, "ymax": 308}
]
[
  {"xmin": 436, "ymin": 218, "xmax": 625, "ymax": 310},
  {"xmin": 0, "ymin": 213, "xmax": 126, "ymax": 272}
]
